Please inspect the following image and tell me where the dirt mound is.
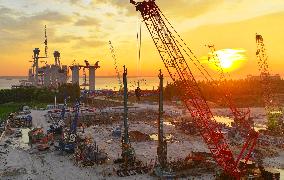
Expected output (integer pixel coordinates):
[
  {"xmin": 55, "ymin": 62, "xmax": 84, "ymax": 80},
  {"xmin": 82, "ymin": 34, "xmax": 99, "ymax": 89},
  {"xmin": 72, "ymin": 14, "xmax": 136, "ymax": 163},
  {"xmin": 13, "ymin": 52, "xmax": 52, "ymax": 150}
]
[{"xmin": 129, "ymin": 131, "xmax": 150, "ymax": 142}]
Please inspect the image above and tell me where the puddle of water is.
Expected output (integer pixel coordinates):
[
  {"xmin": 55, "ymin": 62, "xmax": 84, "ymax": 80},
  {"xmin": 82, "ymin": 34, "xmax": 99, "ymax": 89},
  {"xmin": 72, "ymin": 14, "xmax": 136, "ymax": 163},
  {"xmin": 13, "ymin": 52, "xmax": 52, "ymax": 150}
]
[
  {"xmin": 254, "ymin": 123, "xmax": 267, "ymax": 132},
  {"xmin": 266, "ymin": 168, "xmax": 284, "ymax": 180},
  {"xmin": 150, "ymin": 134, "xmax": 173, "ymax": 141},
  {"xmin": 163, "ymin": 121, "xmax": 175, "ymax": 127},
  {"xmin": 213, "ymin": 116, "xmax": 267, "ymax": 132},
  {"xmin": 270, "ymin": 111, "xmax": 282, "ymax": 115},
  {"xmin": 213, "ymin": 116, "xmax": 233, "ymax": 127},
  {"xmin": 277, "ymin": 169, "xmax": 284, "ymax": 180}
]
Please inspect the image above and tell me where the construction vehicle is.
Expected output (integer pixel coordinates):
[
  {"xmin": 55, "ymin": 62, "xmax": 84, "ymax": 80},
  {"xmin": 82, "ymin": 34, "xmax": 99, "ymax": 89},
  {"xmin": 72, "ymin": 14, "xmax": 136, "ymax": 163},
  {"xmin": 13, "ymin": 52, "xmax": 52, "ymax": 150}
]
[
  {"xmin": 28, "ymin": 127, "xmax": 54, "ymax": 151},
  {"xmin": 55, "ymin": 99, "xmax": 80, "ymax": 153},
  {"xmin": 256, "ymin": 34, "xmax": 283, "ymax": 133},
  {"xmin": 29, "ymin": 128, "xmax": 45, "ymax": 143},
  {"xmin": 130, "ymin": 1, "xmax": 258, "ymax": 178},
  {"xmin": 75, "ymin": 136, "xmax": 108, "ymax": 166},
  {"xmin": 37, "ymin": 132, "xmax": 54, "ymax": 151},
  {"xmin": 47, "ymin": 97, "xmax": 67, "ymax": 135},
  {"xmin": 10, "ymin": 114, "xmax": 32, "ymax": 128}
]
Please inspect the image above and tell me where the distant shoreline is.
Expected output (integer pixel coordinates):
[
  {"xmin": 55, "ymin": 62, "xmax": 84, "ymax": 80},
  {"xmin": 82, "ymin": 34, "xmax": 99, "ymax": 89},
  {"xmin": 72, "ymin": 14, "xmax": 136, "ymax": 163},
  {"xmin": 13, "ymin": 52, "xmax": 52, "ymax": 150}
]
[{"xmin": 0, "ymin": 76, "xmax": 165, "ymax": 79}]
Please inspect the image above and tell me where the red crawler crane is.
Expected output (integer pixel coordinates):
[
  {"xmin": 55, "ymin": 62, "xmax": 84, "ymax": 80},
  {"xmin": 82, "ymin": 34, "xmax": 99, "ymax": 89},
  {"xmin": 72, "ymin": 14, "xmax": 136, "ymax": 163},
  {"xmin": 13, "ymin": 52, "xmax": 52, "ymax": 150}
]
[{"xmin": 130, "ymin": 0, "xmax": 258, "ymax": 178}]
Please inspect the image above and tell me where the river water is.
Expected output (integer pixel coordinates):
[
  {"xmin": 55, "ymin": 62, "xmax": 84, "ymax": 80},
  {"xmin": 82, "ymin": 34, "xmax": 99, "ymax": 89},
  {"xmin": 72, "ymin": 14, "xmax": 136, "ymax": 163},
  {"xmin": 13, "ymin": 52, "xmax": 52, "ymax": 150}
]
[{"xmin": 0, "ymin": 76, "xmax": 173, "ymax": 90}]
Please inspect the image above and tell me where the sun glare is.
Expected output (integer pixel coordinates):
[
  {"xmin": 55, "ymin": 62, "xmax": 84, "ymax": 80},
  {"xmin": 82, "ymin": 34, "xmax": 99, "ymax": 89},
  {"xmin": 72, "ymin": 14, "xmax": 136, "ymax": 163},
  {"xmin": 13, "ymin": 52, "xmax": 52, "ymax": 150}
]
[{"xmin": 203, "ymin": 48, "xmax": 247, "ymax": 72}]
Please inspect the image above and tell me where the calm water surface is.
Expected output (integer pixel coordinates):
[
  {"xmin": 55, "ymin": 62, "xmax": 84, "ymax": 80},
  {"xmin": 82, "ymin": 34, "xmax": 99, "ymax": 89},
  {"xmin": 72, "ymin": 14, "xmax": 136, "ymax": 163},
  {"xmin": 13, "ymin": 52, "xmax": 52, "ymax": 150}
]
[{"xmin": 0, "ymin": 76, "xmax": 173, "ymax": 90}]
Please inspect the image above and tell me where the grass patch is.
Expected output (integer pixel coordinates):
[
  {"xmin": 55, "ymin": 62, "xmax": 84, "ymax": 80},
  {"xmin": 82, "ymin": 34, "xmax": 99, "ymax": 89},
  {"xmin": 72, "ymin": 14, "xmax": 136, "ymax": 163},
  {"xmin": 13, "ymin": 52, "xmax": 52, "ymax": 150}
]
[
  {"xmin": 0, "ymin": 102, "xmax": 49, "ymax": 123},
  {"xmin": 0, "ymin": 103, "xmax": 22, "ymax": 123}
]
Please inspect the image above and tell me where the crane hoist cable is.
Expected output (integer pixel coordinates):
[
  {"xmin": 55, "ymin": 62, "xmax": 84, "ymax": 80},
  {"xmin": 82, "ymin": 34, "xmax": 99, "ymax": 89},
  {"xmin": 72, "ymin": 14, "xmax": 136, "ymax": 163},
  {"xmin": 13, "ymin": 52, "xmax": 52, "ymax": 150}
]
[
  {"xmin": 130, "ymin": 1, "xmax": 258, "ymax": 178},
  {"xmin": 135, "ymin": 15, "xmax": 143, "ymax": 101},
  {"xmin": 109, "ymin": 41, "xmax": 122, "ymax": 90},
  {"xmin": 136, "ymin": 14, "xmax": 142, "ymax": 86}
]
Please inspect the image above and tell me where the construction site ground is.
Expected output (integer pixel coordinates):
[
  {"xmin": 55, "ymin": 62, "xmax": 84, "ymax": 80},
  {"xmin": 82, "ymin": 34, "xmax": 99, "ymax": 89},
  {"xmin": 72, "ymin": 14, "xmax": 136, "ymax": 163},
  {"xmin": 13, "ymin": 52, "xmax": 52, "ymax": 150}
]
[{"xmin": 0, "ymin": 103, "xmax": 283, "ymax": 179}]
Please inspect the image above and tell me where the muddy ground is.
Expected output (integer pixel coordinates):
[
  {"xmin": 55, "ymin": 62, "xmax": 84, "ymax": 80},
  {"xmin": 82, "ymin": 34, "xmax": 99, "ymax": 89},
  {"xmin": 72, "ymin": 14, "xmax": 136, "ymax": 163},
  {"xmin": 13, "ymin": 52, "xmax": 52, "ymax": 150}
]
[{"xmin": 0, "ymin": 105, "xmax": 283, "ymax": 180}]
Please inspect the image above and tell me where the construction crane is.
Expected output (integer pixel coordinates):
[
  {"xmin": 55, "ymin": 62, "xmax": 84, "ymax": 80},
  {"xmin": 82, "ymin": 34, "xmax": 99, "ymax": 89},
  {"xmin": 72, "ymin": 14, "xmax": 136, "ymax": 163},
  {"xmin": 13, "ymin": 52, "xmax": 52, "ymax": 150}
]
[
  {"xmin": 109, "ymin": 41, "xmax": 123, "ymax": 90},
  {"xmin": 256, "ymin": 34, "xmax": 274, "ymax": 109},
  {"xmin": 256, "ymin": 34, "xmax": 282, "ymax": 131},
  {"xmin": 130, "ymin": 1, "xmax": 257, "ymax": 178},
  {"xmin": 44, "ymin": 25, "xmax": 48, "ymax": 58},
  {"xmin": 31, "ymin": 25, "xmax": 49, "ymax": 86}
]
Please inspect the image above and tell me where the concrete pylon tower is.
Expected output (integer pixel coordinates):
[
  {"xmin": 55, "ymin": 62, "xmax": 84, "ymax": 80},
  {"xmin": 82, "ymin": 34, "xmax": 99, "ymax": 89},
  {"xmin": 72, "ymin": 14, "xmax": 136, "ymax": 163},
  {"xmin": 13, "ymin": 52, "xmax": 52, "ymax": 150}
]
[
  {"xmin": 43, "ymin": 65, "xmax": 51, "ymax": 86},
  {"xmin": 28, "ymin": 68, "xmax": 33, "ymax": 82},
  {"xmin": 89, "ymin": 61, "xmax": 100, "ymax": 92},
  {"xmin": 71, "ymin": 65, "xmax": 80, "ymax": 85},
  {"xmin": 89, "ymin": 66, "xmax": 95, "ymax": 91},
  {"xmin": 53, "ymin": 51, "xmax": 61, "ymax": 66}
]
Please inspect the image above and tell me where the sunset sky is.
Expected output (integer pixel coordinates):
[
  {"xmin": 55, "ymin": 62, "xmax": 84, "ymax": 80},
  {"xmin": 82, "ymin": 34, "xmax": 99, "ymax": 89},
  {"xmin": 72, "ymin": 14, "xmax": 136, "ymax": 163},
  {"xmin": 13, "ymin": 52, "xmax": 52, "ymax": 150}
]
[{"xmin": 0, "ymin": 0, "xmax": 284, "ymax": 78}]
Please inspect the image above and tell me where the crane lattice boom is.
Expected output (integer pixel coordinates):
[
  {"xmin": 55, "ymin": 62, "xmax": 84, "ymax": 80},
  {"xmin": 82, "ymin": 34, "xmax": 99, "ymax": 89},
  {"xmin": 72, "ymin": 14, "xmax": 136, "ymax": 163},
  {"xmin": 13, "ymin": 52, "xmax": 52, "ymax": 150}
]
[
  {"xmin": 109, "ymin": 41, "xmax": 123, "ymax": 90},
  {"xmin": 256, "ymin": 34, "xmax": 274, "ymax": 109},
  {"xmin": 130, "ymin": 0, "xmax": 258, "ymax": 178}
]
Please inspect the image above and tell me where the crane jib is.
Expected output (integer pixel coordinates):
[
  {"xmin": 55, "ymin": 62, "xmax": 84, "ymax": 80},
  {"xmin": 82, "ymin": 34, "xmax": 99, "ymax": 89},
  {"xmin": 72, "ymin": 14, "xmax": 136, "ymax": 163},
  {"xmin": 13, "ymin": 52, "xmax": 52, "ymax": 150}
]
[{"xmin": 130, "ymin": 0, "xmax": 258, "ymax": 178}]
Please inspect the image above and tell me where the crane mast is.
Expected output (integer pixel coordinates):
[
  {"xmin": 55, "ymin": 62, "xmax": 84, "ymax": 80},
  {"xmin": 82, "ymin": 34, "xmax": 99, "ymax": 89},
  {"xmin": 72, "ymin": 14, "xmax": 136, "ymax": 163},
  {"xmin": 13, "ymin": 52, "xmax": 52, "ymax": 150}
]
[
  {"xmin": 130, "ymin": 0, "xmax": 257, "ymax": 178},
  {"xmin": 109, "ymin": 41, "xmax": 123, "ymax": 90},
  {"xmin": 44, "ymin": 25, "xmax": 48, "ymax": 58}
]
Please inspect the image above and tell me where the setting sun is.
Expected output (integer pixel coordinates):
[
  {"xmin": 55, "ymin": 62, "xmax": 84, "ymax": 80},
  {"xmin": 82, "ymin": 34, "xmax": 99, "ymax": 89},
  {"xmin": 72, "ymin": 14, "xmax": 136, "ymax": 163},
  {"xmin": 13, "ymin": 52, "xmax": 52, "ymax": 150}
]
[{"xmin": 203, "ymin": 48, "xmax": 247, "ymax": 72}]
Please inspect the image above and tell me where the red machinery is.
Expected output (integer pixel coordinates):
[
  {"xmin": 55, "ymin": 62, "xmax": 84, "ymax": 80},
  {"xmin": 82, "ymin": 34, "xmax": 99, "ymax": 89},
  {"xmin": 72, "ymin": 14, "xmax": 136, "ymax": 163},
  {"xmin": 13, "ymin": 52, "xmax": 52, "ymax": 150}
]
[{"xmin": 130, "ymin": 0, "xmax": 258, "ymax": 178}]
